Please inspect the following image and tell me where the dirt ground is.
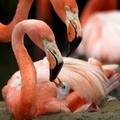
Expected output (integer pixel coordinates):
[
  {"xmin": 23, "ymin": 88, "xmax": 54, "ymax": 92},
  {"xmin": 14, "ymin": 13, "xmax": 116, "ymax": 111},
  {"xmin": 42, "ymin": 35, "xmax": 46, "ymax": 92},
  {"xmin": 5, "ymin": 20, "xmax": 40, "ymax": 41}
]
[{"xmin": 0, "ymin": 99, "xmax": 120, "ymax": 120}]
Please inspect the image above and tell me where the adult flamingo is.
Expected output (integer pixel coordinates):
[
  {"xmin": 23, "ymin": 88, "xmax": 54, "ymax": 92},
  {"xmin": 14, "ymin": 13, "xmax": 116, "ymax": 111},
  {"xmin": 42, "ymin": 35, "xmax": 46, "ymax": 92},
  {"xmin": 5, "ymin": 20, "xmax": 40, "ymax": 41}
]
[
  {"xmin": 76, "ymin": 11, "xmax": 120, "ymax": 63},
  {"xmin": 35, "ymin": 0, "xmax": 82, "ymax": 55},
  {"xmin": 2, "ymin": 19, "xmax": 63, "ymax": 120},
  {"xmin": 0, "ymin": 0, "xmax": 33, "ymax": 42},
  {"xmin": 80, "ymin": 0, "xmax": 117, "ymax": 26}
]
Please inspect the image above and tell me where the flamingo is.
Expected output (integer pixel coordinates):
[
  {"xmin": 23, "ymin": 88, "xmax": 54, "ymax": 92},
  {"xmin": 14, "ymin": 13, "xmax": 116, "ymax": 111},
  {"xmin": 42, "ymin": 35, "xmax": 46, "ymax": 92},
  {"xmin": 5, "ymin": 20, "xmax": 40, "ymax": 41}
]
[
  {"xmin": 2, "ymin": 19, "xmax": 63, "ymax": 120},
  {"xmin": 2, "ymin": 19, "xmax": 120, "ymax": 119},
  {"xmin": 76, "ymin": 11, "xmax": 120, "ymax": 63},
  {"xmin": 35, "ymin": 0, "xmax": 82, "ymax": 55},
  {"xmin": 80, "ymin": 0, "xmax": 117, "ymax": 26},
  {"xmin": 0, "ymin": 0, "xmax": 33, "ymax": 42}
]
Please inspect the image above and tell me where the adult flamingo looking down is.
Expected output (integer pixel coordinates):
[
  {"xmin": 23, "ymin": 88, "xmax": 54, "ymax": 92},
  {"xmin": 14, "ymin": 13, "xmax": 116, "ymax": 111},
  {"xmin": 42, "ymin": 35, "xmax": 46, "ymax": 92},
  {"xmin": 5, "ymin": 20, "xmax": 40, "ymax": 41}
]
[
  {"xmin": 0, "ymin": 0, "xmax": 33, "ymax": 42},
  {"xmin": 2, "ymin": 19, "xmax": 63, "ymax": 120},
  {"xmin": 36, "ymin": 0, "xmax": 82, "ymax": 55}
]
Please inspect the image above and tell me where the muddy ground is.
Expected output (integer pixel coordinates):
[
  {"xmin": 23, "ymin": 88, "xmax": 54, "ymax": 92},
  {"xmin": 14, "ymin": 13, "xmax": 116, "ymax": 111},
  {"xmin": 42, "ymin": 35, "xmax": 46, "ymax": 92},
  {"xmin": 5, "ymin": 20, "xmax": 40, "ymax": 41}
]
[{"xmin": 0, "ymin": 98, "xmax": 120, "ymax": 120}]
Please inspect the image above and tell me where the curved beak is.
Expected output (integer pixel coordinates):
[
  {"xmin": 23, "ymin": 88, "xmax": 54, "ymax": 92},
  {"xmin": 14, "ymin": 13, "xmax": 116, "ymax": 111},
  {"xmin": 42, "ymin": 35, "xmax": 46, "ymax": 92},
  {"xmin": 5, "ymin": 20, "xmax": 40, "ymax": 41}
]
[
  {"xmin": 65, "ymin": 6, "xmax": 82, "ymax": 56},
  {"xmin": 67, "ymin": 27, "xmax": 82, "ymax": 56},
  {"xmin": 43, "ymin": 40, "xmax": 63, "ymax": 81},
  {"xmin": 49, "ymin": 50, "xmax": 63, "ymax": 81}
]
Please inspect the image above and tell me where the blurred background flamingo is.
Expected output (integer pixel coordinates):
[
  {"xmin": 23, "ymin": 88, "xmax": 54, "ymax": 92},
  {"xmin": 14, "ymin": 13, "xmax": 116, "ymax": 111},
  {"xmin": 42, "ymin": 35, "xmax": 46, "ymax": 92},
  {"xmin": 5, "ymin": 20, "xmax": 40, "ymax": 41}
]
[
  {"xmin": 73, "ymin": 0, "xmax": 120, "ymax": 64},
  {"xmin": 80, "ymin": 0, "xmax": 118, "ymax": 26},
  {"xmin": 76, "ymin": 11, "xmax": 120, "ymax": 63}
]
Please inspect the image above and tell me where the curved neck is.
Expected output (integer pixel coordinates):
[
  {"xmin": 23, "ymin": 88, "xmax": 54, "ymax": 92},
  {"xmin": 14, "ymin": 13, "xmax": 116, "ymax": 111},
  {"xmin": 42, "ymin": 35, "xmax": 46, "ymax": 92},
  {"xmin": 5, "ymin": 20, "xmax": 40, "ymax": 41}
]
[
  {"xmin": 12, "ymin": 0, "xmax": 33, "ymax": 25},
  {"xmin": 0, "ymin": 0, "xmax": 33, "ymax": 42},
  {"xmin": 12, "ymin": 25, "xmax": 36, "ymax": 118},
  {"xmin": 35, "ymin": 0, "xmax": 53, "ymax": 26}
]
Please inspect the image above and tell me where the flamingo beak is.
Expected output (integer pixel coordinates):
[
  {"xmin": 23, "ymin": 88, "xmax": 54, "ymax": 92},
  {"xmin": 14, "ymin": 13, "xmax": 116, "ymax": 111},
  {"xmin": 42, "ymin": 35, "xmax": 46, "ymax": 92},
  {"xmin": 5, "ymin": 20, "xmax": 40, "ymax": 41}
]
[
  {"xmin": 43, "ymin": 40, "xmax": 63, "ymax": 81},
  {"xmin": 67, "ymin": 29, "xmax": 82, "ymax": 56},
  {"xmin": 49, "ymin": 54, "xmax": 63, "ymax": 81},
  {"xmin": 65, "ymin": 7, "xmax": 82, "ymax": 56}
]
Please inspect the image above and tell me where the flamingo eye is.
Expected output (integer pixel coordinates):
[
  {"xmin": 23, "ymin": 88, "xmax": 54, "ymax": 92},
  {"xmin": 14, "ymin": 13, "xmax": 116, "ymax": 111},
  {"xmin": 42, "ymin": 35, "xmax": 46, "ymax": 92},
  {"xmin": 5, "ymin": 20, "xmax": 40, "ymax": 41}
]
[{"xmin": 57, "ymin": 82, "xmax": 71, "ymax": 100}]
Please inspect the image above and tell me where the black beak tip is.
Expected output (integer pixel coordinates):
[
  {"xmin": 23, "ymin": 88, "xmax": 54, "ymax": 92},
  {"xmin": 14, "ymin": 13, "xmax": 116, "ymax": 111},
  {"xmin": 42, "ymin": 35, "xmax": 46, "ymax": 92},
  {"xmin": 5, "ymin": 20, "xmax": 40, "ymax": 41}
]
[
  {"xmin": 66, "ymin": 36, "xmax": 82, "ymax": 56},
  {"xmin": 49, "ymin": 62, "xmax": 63, "ymax": 82}
]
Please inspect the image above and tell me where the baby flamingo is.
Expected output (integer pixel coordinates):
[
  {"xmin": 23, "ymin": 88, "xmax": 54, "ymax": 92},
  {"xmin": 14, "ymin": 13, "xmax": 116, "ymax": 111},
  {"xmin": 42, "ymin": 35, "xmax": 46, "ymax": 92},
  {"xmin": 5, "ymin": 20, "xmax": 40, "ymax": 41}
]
[{"xmin": 2, "ymin": 19, "xmax": 63, "ymax": 120}]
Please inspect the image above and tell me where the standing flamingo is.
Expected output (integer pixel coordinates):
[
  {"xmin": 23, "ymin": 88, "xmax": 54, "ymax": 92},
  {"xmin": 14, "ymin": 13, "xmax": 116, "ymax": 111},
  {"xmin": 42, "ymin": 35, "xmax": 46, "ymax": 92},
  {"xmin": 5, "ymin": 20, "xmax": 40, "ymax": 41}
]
[
  {"xmin": 35, "ymin": 0, "xmax": 82, "ymax": 55},
  {"xmin": 0, "ymin": 0, "xmax": 33, "ymax": 42},
  {"xmin": 2, "ymin": 19, "xmax": 63, "ymax": 120}
]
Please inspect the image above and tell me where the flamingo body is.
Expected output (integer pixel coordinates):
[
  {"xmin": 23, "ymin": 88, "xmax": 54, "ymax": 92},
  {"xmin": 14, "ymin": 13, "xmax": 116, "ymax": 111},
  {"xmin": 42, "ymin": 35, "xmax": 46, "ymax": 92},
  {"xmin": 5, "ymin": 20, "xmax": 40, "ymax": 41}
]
[
  {"xmin": 3, "ymin": 57, "xmax": 120, "ymax": 119},
  {"xmin": 76, "ymin": 11, "xmax": 120, "ymax": 63}
]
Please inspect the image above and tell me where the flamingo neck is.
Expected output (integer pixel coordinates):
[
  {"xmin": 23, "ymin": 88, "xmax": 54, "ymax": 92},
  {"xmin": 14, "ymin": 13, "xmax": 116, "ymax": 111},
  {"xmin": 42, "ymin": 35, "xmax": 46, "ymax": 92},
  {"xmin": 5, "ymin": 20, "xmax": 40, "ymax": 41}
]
[
  {"xmin": 12, "ymin": 0, "xmax": 33, "ymax": 25},
  {"xmin": 0, "ymin": 0, "xmax": 33, "ymax": 42},
  {"xmin": 12, "ymin": 26, "xmax": 36, "ymax": 119}
]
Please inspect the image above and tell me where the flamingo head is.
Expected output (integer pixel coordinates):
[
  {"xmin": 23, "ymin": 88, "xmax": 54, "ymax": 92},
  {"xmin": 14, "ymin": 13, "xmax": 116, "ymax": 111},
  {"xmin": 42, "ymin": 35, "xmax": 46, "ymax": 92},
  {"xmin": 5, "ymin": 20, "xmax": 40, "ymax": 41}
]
[
  {"xmin": 43, "ymin": 39, "xmax": 63, "ymax": 82},
  {"xmin": 65, "ymin": 5, "xmax": 82, "ymax": 56},
  {"xmin": 50, "ymin": 0, "xmax": 82, "ymax": 56}
]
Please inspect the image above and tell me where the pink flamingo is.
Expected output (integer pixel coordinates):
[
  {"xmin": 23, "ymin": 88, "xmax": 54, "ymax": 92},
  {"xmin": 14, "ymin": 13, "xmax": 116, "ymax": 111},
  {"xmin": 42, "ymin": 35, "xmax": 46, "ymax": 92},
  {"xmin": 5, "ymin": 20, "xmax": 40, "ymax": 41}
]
[
  {"xmin": 80, "ymin": 0, "xmax": 117, "ymax": 26},
  {"xmin": 2, "ymin": 20, "xmax": 120, "ymax": 118},
  {"xmin": 0, "ymin": 0, "xmax": 33, "ymax": 42},
  {"xmin": 63, "ymin": 57, "xmax": 120, "ymax": 112},
  {"xmin": 2, "ymin": 19, "xmax": 63, "ymax": 120},
  {"xmin": 76, "ymin": 11, "xmax": 120, "ymax": 63},
  {"xmin": 35, "ymin": 0, "xmax": 82, "ymax": 55}
]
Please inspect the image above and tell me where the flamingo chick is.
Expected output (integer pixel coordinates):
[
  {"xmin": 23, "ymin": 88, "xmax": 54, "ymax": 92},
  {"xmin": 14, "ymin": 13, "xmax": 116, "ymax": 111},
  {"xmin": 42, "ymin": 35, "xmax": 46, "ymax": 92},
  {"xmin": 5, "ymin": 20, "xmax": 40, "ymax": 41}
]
[
  {"xmin": 50, "ymin": 0, "xmax": 82, "ymax": 55},
  {"xmin": 2, "ymin": 19, "xmax": 63, "ymax": 120},
  {"xmin": 0, "ymin": 0, "xmax": 33, "ymax": 42}
]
